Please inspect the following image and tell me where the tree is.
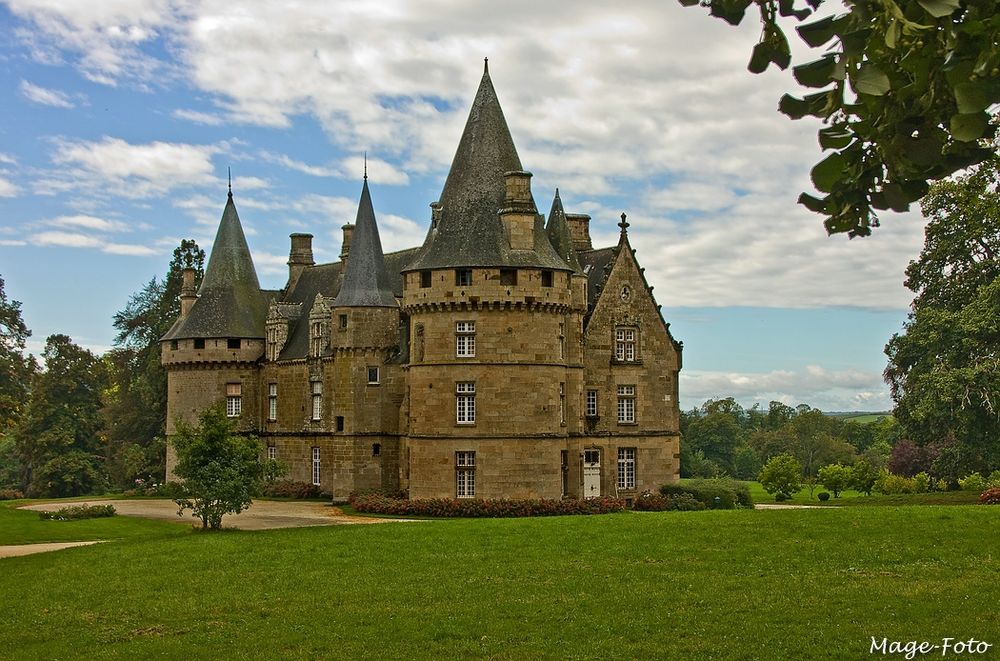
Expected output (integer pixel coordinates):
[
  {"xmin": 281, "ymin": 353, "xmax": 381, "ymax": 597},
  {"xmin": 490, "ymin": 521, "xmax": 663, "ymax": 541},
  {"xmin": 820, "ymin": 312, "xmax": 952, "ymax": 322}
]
[
  {"xmin": 850, "ymin": 459, "xmax": 879, "ymax": 495},
  {"xmin": 817, "ymin": 463, "xmax": 852, "ymax": 497},
  {"xmin": 885, "ymin": 157, "xmax": 1000, "ymax": 474},
  {"xmin": 172, "ymin": 406, "xmax": 273, "ymax": 530},
  {"xmin": 758, "ymin": 453, "xmax": 803, "ymax": 499},
  {"xmin": 14, "ymin": 335, "xmax": 108, "ymax": 496},
  {"xmin": 103, "ymin": 241, "xmax": 204, "ymax": 486},
  {"xmin": 0, "ymin": 276, "xmax": 36, "ymax": 438},
  {"xmin": 679, "ymin": 0, "xmax": 999, "ymax": 237},
  {"xmin": 685, "ymin": 410, "xmax": 744, "ymax": 474}
]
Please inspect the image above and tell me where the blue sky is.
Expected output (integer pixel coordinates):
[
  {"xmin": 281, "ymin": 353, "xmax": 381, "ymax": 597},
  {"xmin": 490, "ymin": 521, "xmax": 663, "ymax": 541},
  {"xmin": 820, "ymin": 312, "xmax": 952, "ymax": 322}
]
[{"xmin": 0, "ymin": 0, "xmax": 924, "ymax": 412}]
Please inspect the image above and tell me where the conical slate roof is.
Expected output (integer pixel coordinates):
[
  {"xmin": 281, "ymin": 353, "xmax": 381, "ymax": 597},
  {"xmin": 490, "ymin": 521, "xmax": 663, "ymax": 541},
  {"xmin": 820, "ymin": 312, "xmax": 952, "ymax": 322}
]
[
  {"xmin": 405, "ymin": 62, "xmax": 569, "ymax": 272},
  {"xmin": 162, "ymin": 191, "xmax": 266, "ymax": 339},
  {"xmin": 332, "ymin": 178, "xmax": 397, "ymax": 307},
  {"xmin": 545, "ymin": 189, "xmax": 582, "ymax": 273}
]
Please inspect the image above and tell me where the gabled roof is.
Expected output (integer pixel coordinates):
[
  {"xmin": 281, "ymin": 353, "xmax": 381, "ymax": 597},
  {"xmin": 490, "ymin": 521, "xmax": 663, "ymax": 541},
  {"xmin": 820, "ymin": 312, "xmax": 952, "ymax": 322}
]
[
  {"xmin": 545, "ymin": 189, "xmax": 582, "ymax": 273},
  {"xmin": 405, "ymin": 62, "xmax": 570, "ymax": 272},
  {"xmin": 162, "ymin": 192, "xmax": 267, "ymax": 340},
  {"xmin": 332, "ymin": 179, "xmax": 397, "ymax": 308},
  {"xmin": 577, "ymin": 246, "xmax": 616, "ymax": 310}
]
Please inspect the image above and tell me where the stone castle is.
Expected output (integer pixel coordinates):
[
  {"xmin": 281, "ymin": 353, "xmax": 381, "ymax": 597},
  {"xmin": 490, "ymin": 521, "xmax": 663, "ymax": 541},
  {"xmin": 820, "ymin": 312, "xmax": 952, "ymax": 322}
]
[{"xmin": 161, "ymin": 64, "xmax": 683, "ymax": 501}]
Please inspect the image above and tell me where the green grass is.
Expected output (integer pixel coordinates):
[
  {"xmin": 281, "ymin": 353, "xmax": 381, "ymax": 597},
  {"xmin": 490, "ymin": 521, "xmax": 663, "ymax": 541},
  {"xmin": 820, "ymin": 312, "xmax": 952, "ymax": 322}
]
[
  {"xmin": 0, "ymin": 499, "xmax": 189, "ymax": 545},
  {"xmin": 740, "ymin": 481, "xmax": 981, "ymax": 506},
  {"xmin": 1, "ymin": 505, "xmax": 998, "ymax": 659}
]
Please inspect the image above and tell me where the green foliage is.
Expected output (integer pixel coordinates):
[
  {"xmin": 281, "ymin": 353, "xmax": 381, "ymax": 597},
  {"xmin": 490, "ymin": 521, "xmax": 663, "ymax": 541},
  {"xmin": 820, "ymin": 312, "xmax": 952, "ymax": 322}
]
[
  {"xmin": 733, "ymin": 445, "xmax": 762, "ymax": 480},
  {"xmin": 817, "ymin": 463, "xmax": 852, "ymax": 497},
  {"xmin": 850, "ymin": 460, "xmax": 880, "ymax": 495},
  {"xmin": 912, "ymin": 471, "xmax": 931, "ymax": 493},
  {"xmin": 348, "ymin": 493, "xmax": 626, "ymax": 517},
  {"xmin": 660, "ymin": 478, "xmax": 752, "ymax": 509},
  {"xmin": 262, "ymin": 480, "xmax": 323, "ymax": 499},
  {"xmin": 0, "ymin": 275, "xmax": 37, "ymax": 448},
  {"xmin": 989, "ymin": 470, "xmax": 1000, "ymax": 488},
  {"xmin": 14, "ymin": 335, "xmax": 108, "ymax": 497},
  {"xmin": 38, "ymin": 504, "xmax": 116, "ymax": 520},
  {"xmin": 958, "ymin": 472, "xmax": 986, "ymax": 491},
  {"xmin": 874, "ymin": 470, "xmax": 917, "ymax": 494},
  {"xmin": 679, "ymin": 0, "xmax": 999, "ymax": 237},
  {"xmin": 758, "ymin": 453, "xmax": 803, "ymax": 499},
  {"xmin": 172, "ymin": 406, "xmax": 273, "ymax": 529},
  {"xmin": 818, "ymin": 491, "xmax": 831, "ymax": 501}
]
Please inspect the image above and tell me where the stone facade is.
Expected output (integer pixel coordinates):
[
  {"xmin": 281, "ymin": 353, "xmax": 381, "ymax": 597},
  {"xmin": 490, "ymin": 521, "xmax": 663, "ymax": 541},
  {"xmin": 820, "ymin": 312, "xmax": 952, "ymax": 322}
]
[{"xmin": 162, "ymin": 65, "xmax": 682, "ymax": 501}]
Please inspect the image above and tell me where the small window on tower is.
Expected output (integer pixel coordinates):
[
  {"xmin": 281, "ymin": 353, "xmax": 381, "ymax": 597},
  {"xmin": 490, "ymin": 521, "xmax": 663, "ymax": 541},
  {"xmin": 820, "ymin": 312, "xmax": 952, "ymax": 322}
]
[
  {"xmin": 372, "ymin": 443, "xmax": 381, "ymax": 457},
  {"xmin": 541, "ymin": 270, "xmax": 553, "ymax": 287},
  {"xmin": 339, "ymin": 314, "xmax": 348, "ymax": 330},
  {"xmin": 170, "ymin": 340, "xmax": 178, "ymax": 350},
  {"xmin": 194, "ymin": 338, "xmax": 205, "ymax": 350},
  {"xmin": 367, "ymin": 366, "xmax": 380, "ymax": 384},
  {"xmin": 500, "ymin": 268, "xmax": 517, "ymax": 285},
  {"xmin": 227, "ymin": 338, "xmax": 241, "ymax": 349},
  {"xmin": 420, "ymin": 271, "xmax": 432, "ymax": 288},
  {"xmin": 455, "ymin": 269, "xmax": 473, "ymax": 286}
]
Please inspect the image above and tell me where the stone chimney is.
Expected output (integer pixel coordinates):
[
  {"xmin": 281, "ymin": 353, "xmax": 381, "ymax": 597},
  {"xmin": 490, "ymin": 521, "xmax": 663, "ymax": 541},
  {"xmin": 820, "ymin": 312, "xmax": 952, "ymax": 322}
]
[
  {"xmin": 565, "ymin": 214, "xmax": 593, "ymax": 251},
  {"xmin": 179, "ymin": 267, "xmax": 198, "ymax": 318},
  {"xmin": 340, "ymin": 223, "xmax": 354, "ymax": 260},
  {"xmin": 287, "ymin": 233, "xmax": 315, "ymax": 291},
  {"xmin": 500, "ymin": 170, "xmax": 537, "ymax": 250}
]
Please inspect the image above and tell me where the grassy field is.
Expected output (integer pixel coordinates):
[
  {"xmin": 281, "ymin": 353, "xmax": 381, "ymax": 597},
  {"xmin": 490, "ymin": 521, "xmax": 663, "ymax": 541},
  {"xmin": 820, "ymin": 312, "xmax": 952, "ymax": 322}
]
[
  {"xmin": 741, "ymin": 480, "xmax": 981, "ymax": 506},
  {"xmin": 1, "ymin": 500, "xmax": 998, "ymax": 659}
]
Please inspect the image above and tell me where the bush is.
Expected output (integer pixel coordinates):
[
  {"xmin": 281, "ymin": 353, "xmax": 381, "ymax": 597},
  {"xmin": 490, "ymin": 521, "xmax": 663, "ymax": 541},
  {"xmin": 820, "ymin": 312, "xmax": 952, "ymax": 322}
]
[
  {"xmin": 775, "ymin": 492, "xmax": 789, "ymax": 502},
  {"xmin": 262, "ymin": 480, "xmax": 322, "ymax": 499},
  {"xmin": 874, "ymin": 470, "xmax": 916, "ymax": 494},
  {"xmin": 817, "ymin": 464, "xmax": 852, "ymax": 498},
  {"xmin": 912, "ymin": 471, "xmax": 931, "ymax": 493},
  {"xmin": 152, "ymin": 481, "xmax": 188, "ymax": 499},
  {"xmin": 958, "ymin": 473, "xmax": 986, "ymax": 492},
  {"xmin": 818, "ymin": 492, "xmax": 830, "ymax": 501},
  {"xmin": 0, "ymin": 489, "xmax": 24, "ymax": 500},
  {"xmin": 988, "ymin": 471, "xmax": 1000, "ymax": 488},
  {"xmin": 39, "ymin": 504, "xmax": 116, "ymax": 520},
  {"xmin": 633, "ymin": 492, "xmax": 707, "ymax": 512},
  {"xmin": 758, "ymin": 453, "xmax": 802, "ymax": 500},
  {"xmin": 659, "ymin": 478, "xmax": 751, "ymax": 509},
  {"xmin": 850, "ymin": 460, "xmax": 879, "ymax": 496},
  {"xmin": 978, "ymin": 488, "xmax": 1000, "ymax": 505},
  {"xmin": 348, "ymin": 493, "xmax": 626, "ymax": 517}
]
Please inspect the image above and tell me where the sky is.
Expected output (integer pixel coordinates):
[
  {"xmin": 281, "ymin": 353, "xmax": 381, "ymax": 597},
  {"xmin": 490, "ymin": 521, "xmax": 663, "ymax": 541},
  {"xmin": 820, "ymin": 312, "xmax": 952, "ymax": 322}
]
[{"xmin": 0, "ymin": 0, "xmax": 925, "ymax": 412}]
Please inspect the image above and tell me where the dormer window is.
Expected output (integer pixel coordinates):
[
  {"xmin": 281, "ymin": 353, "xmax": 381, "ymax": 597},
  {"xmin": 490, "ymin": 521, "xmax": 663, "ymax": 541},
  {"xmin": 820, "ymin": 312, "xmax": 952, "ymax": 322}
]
[
  {"xmin": 310, "ymin": 320, "xmax": 327, "ymax": 357},
  {"xmin": 456, "ymin": 269, "xmax": 473, "ymax": 286}
]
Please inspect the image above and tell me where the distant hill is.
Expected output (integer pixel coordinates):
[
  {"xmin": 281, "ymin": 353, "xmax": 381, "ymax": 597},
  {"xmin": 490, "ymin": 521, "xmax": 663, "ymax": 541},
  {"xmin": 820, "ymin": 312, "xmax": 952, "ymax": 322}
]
[{"xmin": 824, "ymin": 411, "xmax": 892, "ymax": 423}]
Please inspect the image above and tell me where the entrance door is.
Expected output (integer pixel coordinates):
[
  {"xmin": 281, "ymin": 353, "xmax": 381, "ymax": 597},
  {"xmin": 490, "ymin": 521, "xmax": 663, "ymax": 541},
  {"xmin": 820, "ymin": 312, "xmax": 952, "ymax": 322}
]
[{"xmin": 583, "ymin": 449, "xmax": 601, "ymax": 499}]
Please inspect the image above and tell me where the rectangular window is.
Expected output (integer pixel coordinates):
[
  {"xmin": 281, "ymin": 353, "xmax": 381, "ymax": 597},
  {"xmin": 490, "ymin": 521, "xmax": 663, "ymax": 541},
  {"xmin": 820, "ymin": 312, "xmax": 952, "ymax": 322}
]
[
  {"xmin": 586, "ymin": 389, "xmax": 598, "ymax": 417},
  {"xmin": 311, "ymin": 381, "xmax": 323, "ymax": 421},
  {"xmin": 559, "ymin": 322, "xmax": 565, "ymax": 360},
  {"xmin": 227, "ymin": 338, "xmax": 241, "ymax": 349},
  {"xmin": 339, "ymin": 314, "xmax": 348, "ymax": 329},
  {"xmin": 500, "ymin": 268, "xmax": 517, "ymax": 285},
  {"xmin": 617, "ymin": 385, "xmax": 636, "ymax": 424},
  {"xmin": 456, "ymin": 451, "xmax": 476, "ymax": 498},
  {"xmin": 170, "ymin": 340, "xmax": 178, "ymax": 350},
  {"xmin": 455, "ymin": 269, "xmax": 473, "ymax": 286},
  {"xmin": 541, "ymin": 270, "xmax": 553, "ymax": 287},
  {"xmin": 267, "ymin": 383, "xmax": 277, "ymax": 421},
  {"xmin": 225, "ymin": 383, "xmax": 242, "ymax": 417},
  {"xmin": 267, "ymin": 445, "xmax": 277, "ymax": 460},
  {"xmin": 336, "ymin": 416, "xmax": 345, "ymax": 432},
  {"xmin": 559, "ymin": 382, "xmax": 566, "ymax": 424},
  {"xmin": 194, "ymin": 338, "xmax": 205, "ymax": 349},
  {"xmin": 618, "ymin": 447, "xmax": 636, "ymax": 490},
  {"xmin": 367, "ymin": 366, "xmax": 380, "ymax": 384},
  {"xmin": 420, "ymin": 270, "xmax": 432, "ymax": 288},
  {"xmin": 456, "ymin": 382, "xmax": 476, "ymax": 424},
  {"xmin": 311, "ymin": 447, "xmax": 321, "ymax": 486},
  {"xmin": 615, "ymin": 327, "xmax": 637, "ymax": 362},
  {"xmin": 456, "ymin": 321, "xmax": 476, "ymax": 358}
]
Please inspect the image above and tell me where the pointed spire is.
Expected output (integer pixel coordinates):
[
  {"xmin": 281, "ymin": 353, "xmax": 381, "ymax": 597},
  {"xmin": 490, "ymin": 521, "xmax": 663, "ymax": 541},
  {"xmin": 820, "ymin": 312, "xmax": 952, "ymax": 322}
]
[
  {"xmin": 162, "ymin": 186, "xmax": 266, "ymax": 340},
  {"xmin": 546, "ymin": 188, "xmax": 582, "ymax": 272},
  {"xmin": 332, "ymin": 179, "xmax": 397, "ymax": 308},
  {"xmin": 363, "ymin": 152, "xmax": 367, "ymax": 181},
  {"xmin": 228, "ymin": 167, "xmax": 232, "ymax": 197}
]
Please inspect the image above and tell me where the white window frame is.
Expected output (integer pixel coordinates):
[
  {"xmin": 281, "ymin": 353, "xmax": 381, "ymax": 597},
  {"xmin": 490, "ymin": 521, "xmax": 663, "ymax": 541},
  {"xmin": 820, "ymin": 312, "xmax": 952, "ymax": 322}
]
[
  {"xmin": 456, "ymin": 321, "xmax": 476, "ymax": 358},
  {"xmin": 617, "ymin": 384, "xmax": 636, "ymax": 424},
  {"xmin": 226, "ymin": 383, "xmax": 242, "ymax": 417},
  {"xmin": 367, "ymin": 366, "xmax": 380, "ymax": 384},
  {"xmin": 617, "ymin": 447, "xmax": 636, "ymax": 490},
  {"xmin": 267, "ymin": 445, "xmax": 277, "ymax": 461},
  {"xmin": 456, "ymin": 382, "xmax": 476, "ymax": 424},
  {"xmin": 456, "ymin": 451, "xmax": 476, "ymax": 498},
  {"xmin": 586, "ymin": 390, "xmax": 598, "ymax": 417},
  {"xmin": 267, "ymin": 383, "xmax": 277, "ymax": 421},
  {"xmin": 311, "ymin": 447, "xmax": 321, "ymax": 486},
  {"xmin": 559, "ymin": 382, "xmax": 566, "ymax": 424},
  {"xmin": 311, "ymin": 381, "xmax": 323, "ymax": 421},
  {"xmin": 615, "ymin": 327, "xmax": 637, "ymax": 362}
]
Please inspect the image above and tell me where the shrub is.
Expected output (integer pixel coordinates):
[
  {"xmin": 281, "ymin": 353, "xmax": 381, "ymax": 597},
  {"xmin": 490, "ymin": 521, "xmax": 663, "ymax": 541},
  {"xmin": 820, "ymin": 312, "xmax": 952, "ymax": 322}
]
[
  {"xmin": 912, "ymin": 471, "xmax": 931, "ymax": 493},
  {"xmin": 152, "ymin": 481, "xmax": 188, "ymax": 499},
  {"xmin": 39, "ymin": 504, "xmax": 116, "ymax": 520},
  {"xmin": 978, "ymin": 488, "xmax": 1000, "ymax": 505},
  {"xmin": 874, "ymin": 470, "xmax": 915, "ymax": 495},
  {"xmin": 758, "ymin": 453, "xmax": 802, "ymax": 500},
  {"xmin": 262, "ymin": 480, "xmax": 322, "ymax": 499},
  {"xmin": 633, "ymin": 492, "xmax": 708, "ymax": 512},
  {"xmin": 959, "ymin": 473, "xmax": 986, "ymax": 492},
  {"xmin": 935, "ymin": 478, "xmax": 950, "ymax": 492},
  {"xmin": 818, "ymin": 492, "xmax": 830, "ymax": 501},
  {"xmin": 0, "ymin": 489, "xmax": 24, "ymax": 500},
  {"xmin": 850, "ymin": 460, "xmax": 879, "ymax": 496},
  {"xmin": 775, "ymin": 492, "xmax": 789, "ymax": 502},
  {"xmin": 817, "ymin": 464, "xmax": 852, "ymax": 498},
  {"xmin": 659, "ymin": 478, "xmax": 751, "ymax": 509},
  {"xmin": 987, "ymin": 471, "xmax": 1000, "ymax": 488},
  {"xmin": 348, "ymin": 493, "xmax": 626, "ymax": 517}
]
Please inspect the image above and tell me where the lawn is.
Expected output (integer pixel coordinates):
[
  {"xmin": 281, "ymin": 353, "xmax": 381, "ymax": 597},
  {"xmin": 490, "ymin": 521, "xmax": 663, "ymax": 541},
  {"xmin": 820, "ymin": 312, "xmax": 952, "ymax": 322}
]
[
  {"xmin": 741, "ymin": 480, "xmax": 981, "ymax": 506},
  {"xmin": 0, "ymin": 499, "xmax": 188, "ymax": 545},
  {"xmin": 1, "ymin": 502, "xmax": 998, "ymax": 659}
]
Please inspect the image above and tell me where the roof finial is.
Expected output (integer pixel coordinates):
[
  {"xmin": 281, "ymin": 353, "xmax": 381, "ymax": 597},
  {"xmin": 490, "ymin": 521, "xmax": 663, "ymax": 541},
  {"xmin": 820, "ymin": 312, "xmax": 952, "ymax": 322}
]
[
  {"xmin": 484, "ymin": 57, "xmax": 489, "ymax": 75},
  {"xmin": 363, "ymin": 151, "xmax": 367, "ymax": 181},
  {"xmin": 619, "ymin": 212, "xmax": 629, "ymax": 233},
  {"xmin": 227, "ymin": 167, "xmax": 232, "ymax": 197}
]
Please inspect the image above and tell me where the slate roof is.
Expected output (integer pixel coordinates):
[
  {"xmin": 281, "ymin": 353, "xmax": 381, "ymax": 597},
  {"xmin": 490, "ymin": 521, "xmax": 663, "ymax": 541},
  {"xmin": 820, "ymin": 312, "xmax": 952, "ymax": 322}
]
[
  {"xmin": 577, "ymin": 246, "xmax": 616, "ymax": 310},
  {"xmin": 162, "ymin": 192, "xmax": 267, "ymax": 340},
  {"xmin": 332, "ymin": 179, "xmax": 397, "ymax": 308},
  {"xmin": 405, "ymin": 63, "xmax": 571, "ymax": 272},
  {"xmin": 545, "ymin": 189, "xmax": 582, "ymax": 273},
  {"xmin": 278, "ymin": 248, "xmax": 419, "ymax": 360}
]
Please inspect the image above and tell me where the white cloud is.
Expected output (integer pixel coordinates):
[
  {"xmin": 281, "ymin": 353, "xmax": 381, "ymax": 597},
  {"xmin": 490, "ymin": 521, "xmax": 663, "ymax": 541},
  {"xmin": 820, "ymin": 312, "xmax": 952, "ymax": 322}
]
[
  {"xmin": 31, "ymin": 230, "xmax": 156, "ymax": 255},
  {"xmin": 260, "ymin": 151, "xmax": 409, "ymax": 185},
  {"xmin": 681, "ymin": 366, "xmax": 892, "ymax": 412},
  {"xmin": 172, "ymin": 108, "xmax": 225, "ymax": 125},
  {"xmin": 45, "ymin": 214, "xmax": 131, "ymax": 232},
  {"xmin": 0, "ymin": 176, "xmax": 19, "ymax": 198},
  {"xmin": 19, "ymin": 79, "xmax": 75, "ymax": 108},
  {"xmin": 0, "ymin": 153, "xmax": 17, "ymax": 165},
  {"xmin": 0, "ymin": 239, "xmax": 28, "ymax": 246}
]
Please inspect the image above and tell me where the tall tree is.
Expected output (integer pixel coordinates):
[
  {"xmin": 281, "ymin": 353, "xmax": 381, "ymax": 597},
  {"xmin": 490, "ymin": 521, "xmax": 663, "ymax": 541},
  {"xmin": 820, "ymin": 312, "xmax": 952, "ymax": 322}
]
[
  {"xmin": 103, "ymin": 240, "xmax": 205, "ymax": 486},
  {"xmin": 15, "ymin": 335, "xmax": 108, "ymax": 496},
  {"xmin": 678, "ymin": 0, "xmax": 998, "ymax": 237},
  {"xmin": 0, "ymin": 276, "xmax": 36, "ymax": 488},
  {"xmin": 885, "ymin": 157, "xmax": 1000, "ymax": 473}
]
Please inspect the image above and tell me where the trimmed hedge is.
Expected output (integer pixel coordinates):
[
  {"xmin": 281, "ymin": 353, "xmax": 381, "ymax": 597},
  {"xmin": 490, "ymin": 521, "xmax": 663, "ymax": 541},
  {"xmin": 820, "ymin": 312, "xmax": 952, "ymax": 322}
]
[
  {"xmin": 659, "ymin": 478, "xmax": 752, "ymax": 509},
  {"xmin": 633, "ymin": 492, "xmax": 706, "ymax": 511},
  {"xmin": 262, "ymin": 481, "xmax": 323, "ymax": 499},
  {"xmin": 349, "ymin": 493, "xmax": 626, "ymax": 517},
  {"xmin": 39, "ymin": 504, "xmax": 116, "ymax": 520}
]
